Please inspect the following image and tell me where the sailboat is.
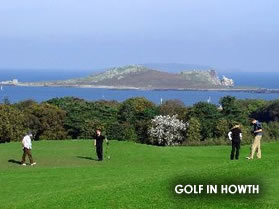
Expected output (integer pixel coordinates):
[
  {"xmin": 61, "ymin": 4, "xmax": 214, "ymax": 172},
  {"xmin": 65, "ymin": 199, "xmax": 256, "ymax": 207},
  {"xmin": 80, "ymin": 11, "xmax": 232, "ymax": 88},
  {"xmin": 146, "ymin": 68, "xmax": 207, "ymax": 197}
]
[
  {"xmin": 0, "ymin": 86, "xmax": 3, "ymax": 91},
  {"xmin": 207, "ymin": 96, "xmax": 211, "ymax": 103}
]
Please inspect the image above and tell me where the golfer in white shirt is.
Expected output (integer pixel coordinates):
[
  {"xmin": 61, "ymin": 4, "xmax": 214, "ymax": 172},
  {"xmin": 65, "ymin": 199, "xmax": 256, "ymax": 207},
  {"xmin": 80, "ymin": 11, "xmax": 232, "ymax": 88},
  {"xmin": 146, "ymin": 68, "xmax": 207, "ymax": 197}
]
[{"xmin": 21, "ymin": 133, "xmax": 36, "ymax": 166}]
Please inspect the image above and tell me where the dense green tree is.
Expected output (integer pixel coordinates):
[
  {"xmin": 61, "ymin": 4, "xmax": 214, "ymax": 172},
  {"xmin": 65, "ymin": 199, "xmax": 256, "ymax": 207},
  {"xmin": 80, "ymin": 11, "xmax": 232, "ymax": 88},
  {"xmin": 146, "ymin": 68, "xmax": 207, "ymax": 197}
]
[
  {"xmin": 0, "ymin": 105, "xmax": 26, "ymax": 142},
  {"xmin": 106, "ymin": 122, "xmax": 124, "ymax": 141},
  {"xmin": 186, "ymin": 117, "xmax": 202, "ymax": 144},
  {"xmin": 159, "ymin": 99, "xmax": 187, "ymax": 119},
  {"xmin": 14, "ymin": 100, "xmax": 40, "ymax": 136},
  {"xmin": 2, "ymin": 96, "xmax": 278, "ymax": 145},
  {"xmin": 106, "ymin": 122, "xmax": 137, "ymax": 141},
  {"xmin": 240, "ymin": 125, "xmax": 254, "ymax": 144},
  {"xmin": 14, "ymin": 99, "xmax": 38, "ymax": 111},
  {"xmin": 118, "ymin": 97, "xmax": 158, "ymax": 142},
  {"xmin": 47, "ymin": 97, "xmax": 119, "ymax": 139},
  {"xmin": 14, "ymin": 101, "xmax": 68, "ymax": 140},
  {"xmin": 118, "ymin": 97, "xmax": 157, "ymax": 122},
  {"xmin": 220, "ymin": 96, "xmax": 244, "ymax": 123},
  {"xmin": 29, "ymin": 103, "xmax": 68, "ymax": 140},
  {"xmin": 47, "ymin": 97, "xmax": 92, "ymax": 138},
  {"xmin": 253, "ymin": 100, "xmax": 279, "ymax": 122},
  {"xmin": 214, "ymin": 119, "xmax": 230, "ymax": 138},
  {"xmin": 186, "ymin": 102, "xmax": 221, "ymax": 140},
  {"xmin": 79, "ymin": 119, "xmax": 103, "ymax": 139},
  {"xmin": 262, "ymin": 122, "xmax": 279, "ymax": 140},
  {"xmin": 236, "ymin": 99, "xmax": 266, "ymax": 118}
]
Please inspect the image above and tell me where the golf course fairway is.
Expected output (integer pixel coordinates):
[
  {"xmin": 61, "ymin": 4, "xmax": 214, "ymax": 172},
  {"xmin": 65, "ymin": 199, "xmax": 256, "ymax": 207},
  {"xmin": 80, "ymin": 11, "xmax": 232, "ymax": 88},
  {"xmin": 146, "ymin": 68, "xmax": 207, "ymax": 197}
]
[{"xmin": 0, "ymin": 140, "xmax": 279, "ymax": 209}]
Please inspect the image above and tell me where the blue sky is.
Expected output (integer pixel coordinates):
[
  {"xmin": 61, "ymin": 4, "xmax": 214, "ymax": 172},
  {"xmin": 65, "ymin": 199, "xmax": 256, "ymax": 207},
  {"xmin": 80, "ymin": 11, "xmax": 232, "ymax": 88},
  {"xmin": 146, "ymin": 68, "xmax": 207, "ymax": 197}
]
[{"xmin": 0, "ymin": 0, "xmax": 278, "ymax": 72}]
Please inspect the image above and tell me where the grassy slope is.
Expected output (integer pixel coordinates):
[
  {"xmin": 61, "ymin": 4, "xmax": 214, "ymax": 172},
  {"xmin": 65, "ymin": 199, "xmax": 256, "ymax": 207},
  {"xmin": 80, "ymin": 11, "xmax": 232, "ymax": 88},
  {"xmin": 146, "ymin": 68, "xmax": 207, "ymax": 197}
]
[{"xmin": 0, "ymin": 140, "xmax": 278, "ymax": 209}]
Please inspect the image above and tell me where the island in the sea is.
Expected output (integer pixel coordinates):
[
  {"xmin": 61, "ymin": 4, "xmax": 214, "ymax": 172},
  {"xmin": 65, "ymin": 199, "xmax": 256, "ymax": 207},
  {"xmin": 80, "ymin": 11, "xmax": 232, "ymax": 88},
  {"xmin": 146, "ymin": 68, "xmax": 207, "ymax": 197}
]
[
  {"xmin": 0, "ymin": 65, "xmax": 277, "ymax": 93},
  {"xmin": 1, "ymin": 65, "xmax": 234, "ymax": 89}
]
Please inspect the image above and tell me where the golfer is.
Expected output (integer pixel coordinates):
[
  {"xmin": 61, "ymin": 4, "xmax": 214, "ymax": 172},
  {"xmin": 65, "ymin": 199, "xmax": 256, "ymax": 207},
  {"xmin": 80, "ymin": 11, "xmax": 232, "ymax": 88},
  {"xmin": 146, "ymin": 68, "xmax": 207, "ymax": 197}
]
[
  {"xmin": 228, "ymin": 124, "xmax": 242, "ymax": 160},
  {"xmin": 94, "ymin": 129, "xmax": 107, "ymax": 161},
  {"xmin": 21, "ymin": 132, "xmax": 36, "ymax": 166},
  {"xmin": 247, "ymin": 119, "xmax": 263, "ymax": 160}
]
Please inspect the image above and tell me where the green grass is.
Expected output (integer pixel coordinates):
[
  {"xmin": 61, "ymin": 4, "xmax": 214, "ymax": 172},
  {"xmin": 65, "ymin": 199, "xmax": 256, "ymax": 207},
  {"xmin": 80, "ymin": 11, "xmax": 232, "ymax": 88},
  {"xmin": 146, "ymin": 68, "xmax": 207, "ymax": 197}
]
[{"xmin": 0, "ymin": 140, "xmax": 279, "ymax": 209}]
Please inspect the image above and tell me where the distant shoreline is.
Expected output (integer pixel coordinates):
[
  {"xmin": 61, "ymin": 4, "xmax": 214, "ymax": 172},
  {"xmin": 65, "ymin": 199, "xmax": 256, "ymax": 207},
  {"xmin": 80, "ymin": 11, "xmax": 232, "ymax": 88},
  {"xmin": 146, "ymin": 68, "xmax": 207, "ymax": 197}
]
[{"xmin": 2, "ymin": 82, "xmax": 279, "ymax": 94}]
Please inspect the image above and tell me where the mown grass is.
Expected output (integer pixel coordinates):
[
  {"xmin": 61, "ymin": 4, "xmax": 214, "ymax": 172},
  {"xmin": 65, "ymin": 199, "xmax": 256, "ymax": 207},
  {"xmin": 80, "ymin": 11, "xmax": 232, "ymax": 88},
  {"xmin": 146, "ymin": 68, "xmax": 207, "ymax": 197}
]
[{"xmin": 0, "ymin": 140, "xmax": 278, "ymax": 209}]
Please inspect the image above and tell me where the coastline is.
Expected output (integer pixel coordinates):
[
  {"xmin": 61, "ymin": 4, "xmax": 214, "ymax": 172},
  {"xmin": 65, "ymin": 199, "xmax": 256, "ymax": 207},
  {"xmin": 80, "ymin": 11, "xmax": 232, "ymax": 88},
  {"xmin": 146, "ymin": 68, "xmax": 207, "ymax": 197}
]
[{"xmin": 2, "ymin": 82, "xmax": 279, "ymax": 94}]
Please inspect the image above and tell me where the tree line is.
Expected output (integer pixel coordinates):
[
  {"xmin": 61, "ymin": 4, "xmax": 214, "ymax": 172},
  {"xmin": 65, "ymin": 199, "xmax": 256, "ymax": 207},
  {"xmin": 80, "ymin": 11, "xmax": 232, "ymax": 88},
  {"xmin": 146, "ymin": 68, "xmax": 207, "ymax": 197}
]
[{"xmin": 1, "ymin": 96, "xmax": 279, "ymax": 145}]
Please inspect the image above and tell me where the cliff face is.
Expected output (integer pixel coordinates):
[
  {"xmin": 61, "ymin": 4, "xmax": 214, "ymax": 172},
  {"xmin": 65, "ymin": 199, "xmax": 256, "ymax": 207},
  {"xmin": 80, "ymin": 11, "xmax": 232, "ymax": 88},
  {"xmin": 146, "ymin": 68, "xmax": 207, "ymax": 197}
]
[
  {"xmin": 44, "ymin": 65, "xmax": 234, "ymax": 89},
  {"xmin": 180, "ymin": 69, "xmax": 223, "ymax": 86},
  {"xmin": 221, "ymin": 76, "xmax": 234, "ymax": 87}
]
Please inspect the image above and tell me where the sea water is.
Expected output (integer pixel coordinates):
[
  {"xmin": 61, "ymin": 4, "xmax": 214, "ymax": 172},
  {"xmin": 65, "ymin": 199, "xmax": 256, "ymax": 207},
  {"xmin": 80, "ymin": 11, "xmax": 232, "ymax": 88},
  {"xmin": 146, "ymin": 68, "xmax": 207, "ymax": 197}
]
[{"xmin": 0, "ymin": 70, "xmax": 278, "ymax": 105}]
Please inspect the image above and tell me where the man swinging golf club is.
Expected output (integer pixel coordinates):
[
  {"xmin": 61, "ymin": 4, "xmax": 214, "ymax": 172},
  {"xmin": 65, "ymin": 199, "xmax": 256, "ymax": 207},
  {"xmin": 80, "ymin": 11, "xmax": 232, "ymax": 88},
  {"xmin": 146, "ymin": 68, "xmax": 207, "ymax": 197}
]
[
  {"xmin": 21, "ymin": 132, "xmax": 36, "ymax": 166},
  {"xmin": 94, "ymin": 129, "xmax": 108, "ymax": 161},
  {"xmin": 247, "ymin": 119, "xmax": 263, "ymax": 160}
]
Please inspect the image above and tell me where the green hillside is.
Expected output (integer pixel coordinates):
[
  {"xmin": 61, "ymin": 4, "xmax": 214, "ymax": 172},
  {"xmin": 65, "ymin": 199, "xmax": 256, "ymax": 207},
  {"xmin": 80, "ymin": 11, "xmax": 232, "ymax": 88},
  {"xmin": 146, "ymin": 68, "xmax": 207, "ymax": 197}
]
[{"xmin": 1, "ymin": 140, "xmax": 278, "ymax": 209}]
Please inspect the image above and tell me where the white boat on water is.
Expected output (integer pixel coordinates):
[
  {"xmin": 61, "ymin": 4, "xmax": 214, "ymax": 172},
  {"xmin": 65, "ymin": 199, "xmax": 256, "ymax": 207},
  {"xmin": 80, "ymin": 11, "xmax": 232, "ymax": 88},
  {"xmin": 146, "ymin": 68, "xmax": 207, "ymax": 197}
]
[{"xmin": 207, "ymin": 96, "xmax": 211, "ymax": 103}]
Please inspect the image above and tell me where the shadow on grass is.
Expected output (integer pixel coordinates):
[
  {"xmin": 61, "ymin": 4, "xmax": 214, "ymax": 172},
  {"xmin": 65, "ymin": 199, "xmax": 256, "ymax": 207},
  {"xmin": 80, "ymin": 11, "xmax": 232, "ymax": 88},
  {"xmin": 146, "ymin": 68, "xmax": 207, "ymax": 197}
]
[
  {"xmin": 8, "ymin": 159, "xmax": 22, "ymax": 165},
  {"xmin": 76, "ymin": 156, "xmax": 99, "ymax": 161}
]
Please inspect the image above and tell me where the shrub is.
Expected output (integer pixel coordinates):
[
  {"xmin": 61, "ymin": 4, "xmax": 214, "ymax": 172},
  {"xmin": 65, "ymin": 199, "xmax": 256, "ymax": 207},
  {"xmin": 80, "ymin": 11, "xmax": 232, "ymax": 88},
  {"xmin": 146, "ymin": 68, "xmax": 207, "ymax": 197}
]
[{"xmin": 148, "ymin": 115, "xmax": 186, "ymax": 146}]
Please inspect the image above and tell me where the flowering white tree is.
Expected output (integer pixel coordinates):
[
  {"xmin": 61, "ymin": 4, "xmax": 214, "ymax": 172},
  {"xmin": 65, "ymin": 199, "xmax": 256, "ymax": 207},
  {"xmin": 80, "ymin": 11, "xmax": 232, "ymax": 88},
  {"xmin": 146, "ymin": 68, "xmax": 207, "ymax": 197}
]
[{"xmin": 148, "ymin": 115, "xmax": 187, "ymax": 146}]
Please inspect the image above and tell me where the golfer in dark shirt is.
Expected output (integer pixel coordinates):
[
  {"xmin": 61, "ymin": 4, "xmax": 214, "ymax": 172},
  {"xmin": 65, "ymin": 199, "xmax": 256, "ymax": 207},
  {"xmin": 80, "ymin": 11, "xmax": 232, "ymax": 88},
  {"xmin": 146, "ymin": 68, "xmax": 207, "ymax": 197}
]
[
  {"xmin": 228, "ymin": 124, "xmax": 242, "ymax": 160},
  {"xmin": 94, "ymin": 129, "xmax": 107, "ymax": 161},
  {"xmin": 247, "ymin": 119, "xmax": 263, "ymax": 160}
]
